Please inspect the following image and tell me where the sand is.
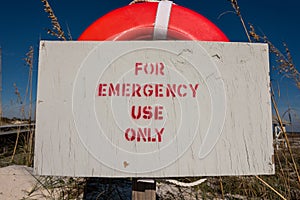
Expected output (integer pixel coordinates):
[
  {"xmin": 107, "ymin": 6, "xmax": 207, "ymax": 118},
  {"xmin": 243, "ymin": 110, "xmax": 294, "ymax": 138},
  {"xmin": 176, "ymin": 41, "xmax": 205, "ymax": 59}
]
[{"xmin": 0, "ymin": 165, "xmax": 47, "ymax": 200}]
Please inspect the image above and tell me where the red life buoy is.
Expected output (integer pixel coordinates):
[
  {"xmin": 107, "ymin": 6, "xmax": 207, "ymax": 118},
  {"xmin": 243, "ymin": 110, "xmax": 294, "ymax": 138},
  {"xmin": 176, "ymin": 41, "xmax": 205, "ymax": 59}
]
[{"xmin": 78, "ymin": 2, "xmax": 229, "ymax": 41}]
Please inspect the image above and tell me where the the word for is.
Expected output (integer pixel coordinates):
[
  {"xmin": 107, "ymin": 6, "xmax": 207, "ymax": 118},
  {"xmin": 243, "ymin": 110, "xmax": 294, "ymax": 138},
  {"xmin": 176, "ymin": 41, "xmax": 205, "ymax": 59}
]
[{"xmin": 135, "ymin": 62, "xmax": 165, "ymax": 76}]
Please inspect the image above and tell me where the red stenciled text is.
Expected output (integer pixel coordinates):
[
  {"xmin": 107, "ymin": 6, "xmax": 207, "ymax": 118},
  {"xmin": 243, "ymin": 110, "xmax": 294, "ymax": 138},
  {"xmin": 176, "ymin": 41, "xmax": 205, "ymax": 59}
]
[
  {"xmin": 97, "ymin": 62, "xmax": 200, "ymax": 143},
  {"xmin": 124, "ymin": 128, "xmax": 165, "ymax": 142},
  {"xmin": 131, "ymin": 105, "xmax": 163, "ymax": 120},
  {"xmin": 98, "ymin": 83, "xmax": 199, "ymax": 98}
]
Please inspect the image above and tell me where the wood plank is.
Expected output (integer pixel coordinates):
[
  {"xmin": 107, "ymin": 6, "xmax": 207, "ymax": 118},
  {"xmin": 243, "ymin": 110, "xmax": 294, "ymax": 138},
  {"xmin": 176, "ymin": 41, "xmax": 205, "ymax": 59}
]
[
  {"xmin": 132, "ymin": 179, "xmax": 156, "ymax": 200},
  {"xmin": 34, "ymin": 41, "xmax": 274, "ymax": 177}
]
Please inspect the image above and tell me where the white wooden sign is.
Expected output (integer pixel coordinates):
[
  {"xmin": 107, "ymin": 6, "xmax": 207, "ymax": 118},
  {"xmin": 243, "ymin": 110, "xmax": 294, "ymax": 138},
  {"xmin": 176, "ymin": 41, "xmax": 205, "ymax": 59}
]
[{"xmin": 34, "ymin": 41, "xmax": 274, "ymax": 177}]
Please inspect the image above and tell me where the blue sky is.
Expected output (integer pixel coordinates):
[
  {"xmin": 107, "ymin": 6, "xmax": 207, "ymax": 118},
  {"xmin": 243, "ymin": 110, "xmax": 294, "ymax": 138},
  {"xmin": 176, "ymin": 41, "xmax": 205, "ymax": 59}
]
[{"xmin": 0, "ymin": 0, "xmax": 299, "ymax": 130}]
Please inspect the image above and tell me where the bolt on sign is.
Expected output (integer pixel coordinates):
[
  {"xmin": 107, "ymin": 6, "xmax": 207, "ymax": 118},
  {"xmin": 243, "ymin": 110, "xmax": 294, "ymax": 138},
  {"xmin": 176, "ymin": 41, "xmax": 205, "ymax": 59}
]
[{"xmin": 34, "ymin": 41, "xmax": 274, "ymax": 177}]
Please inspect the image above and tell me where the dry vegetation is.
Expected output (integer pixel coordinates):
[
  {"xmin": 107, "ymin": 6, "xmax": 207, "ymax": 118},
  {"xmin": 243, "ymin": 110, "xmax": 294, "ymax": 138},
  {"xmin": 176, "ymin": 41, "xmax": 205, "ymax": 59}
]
[{"xmin": 41, "ymin": 0, "xmax": 67, "ymax": 41}]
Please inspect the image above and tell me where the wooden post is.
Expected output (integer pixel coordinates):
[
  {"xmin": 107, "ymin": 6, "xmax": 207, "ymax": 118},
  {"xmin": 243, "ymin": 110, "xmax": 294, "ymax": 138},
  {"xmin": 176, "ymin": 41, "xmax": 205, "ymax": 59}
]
[{"xmin": 132, "ymin": 179, "xmax": 156, "ymax": 200}]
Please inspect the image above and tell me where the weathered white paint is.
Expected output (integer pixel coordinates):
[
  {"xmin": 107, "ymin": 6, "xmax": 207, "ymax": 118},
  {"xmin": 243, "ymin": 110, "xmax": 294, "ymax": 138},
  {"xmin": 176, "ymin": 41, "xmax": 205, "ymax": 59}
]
[{"xmin": 34, "ymin": 41, "xmax": 274, "ymax": 177}]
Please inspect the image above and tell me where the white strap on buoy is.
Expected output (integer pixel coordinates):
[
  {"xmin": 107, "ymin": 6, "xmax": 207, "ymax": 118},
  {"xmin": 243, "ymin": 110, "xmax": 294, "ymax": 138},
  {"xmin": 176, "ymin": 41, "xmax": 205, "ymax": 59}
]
[
  {"xmin": 165, "ymin": 178, "xmax": 207, "ymax": 187},
  {"xmin": 153, "ymin": 1, "xmax": 173, "ymax": 40}
]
